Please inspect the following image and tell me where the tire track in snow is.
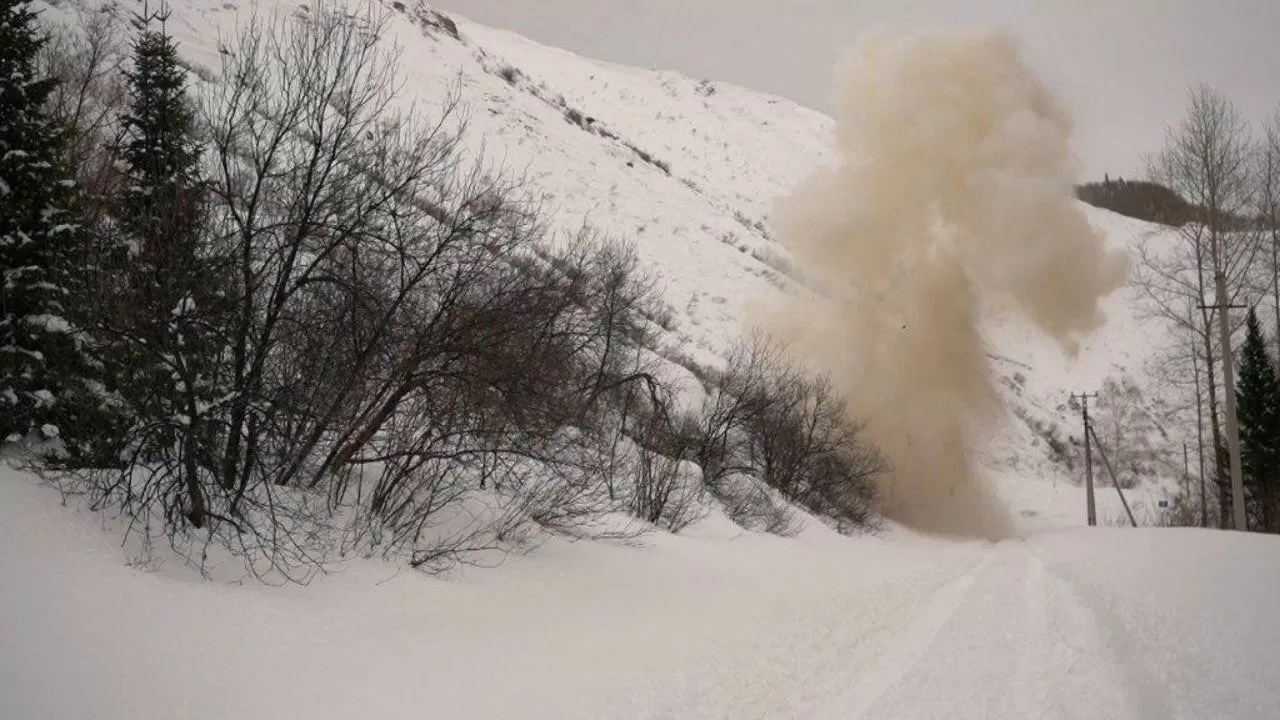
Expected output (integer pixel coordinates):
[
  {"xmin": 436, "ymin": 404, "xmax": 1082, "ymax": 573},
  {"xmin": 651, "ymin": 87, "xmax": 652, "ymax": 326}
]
[
  {"xmin": 807, "ymin": 540, "xmax": 1167, "ymax": 720},
  {"xmin": 1013, "ymin": 541, "xmax": 1053, "ymax": 718},
  {"xmin": 803, "ymin": 549, "xmax": 997, "ymax": 719},
  {"xmin": 1028, "ymin": 543, "xmax": 1176, "ymax": 720}
]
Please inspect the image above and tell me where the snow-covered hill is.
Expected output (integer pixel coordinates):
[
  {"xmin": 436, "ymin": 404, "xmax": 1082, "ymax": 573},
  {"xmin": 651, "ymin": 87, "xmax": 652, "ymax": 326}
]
[
  {"xmin": 431, "ymin": 4, "xmax": 1189, "ymax": 527},
  {"xmin": 7, "ymin": 1, "xmax": 1280, "ymax": 718},
  {"xmin": 400, "ymin": 0, "xmax": 1188, "ymax": 525},
  {"xmin": 34, "ymin": 0, "xmax": 1188, "ymax": 527}
]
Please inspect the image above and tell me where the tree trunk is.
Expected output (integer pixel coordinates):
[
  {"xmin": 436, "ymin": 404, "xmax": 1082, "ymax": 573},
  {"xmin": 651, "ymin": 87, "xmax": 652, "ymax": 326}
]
[
  {"xmin": 1210, "ymin": 226, "xmax": 1247, "ymax": 532},
  {"xmin": 1197, "ymin": 306, "xmax": 1228, "ymax": 528},
  {"xmin": 1272, "ymin": 227, "xmax": 1279, "ymax": 361},
  {"xmin": 1193, "ymin": 352, "xmax": 1208, "ymax": 527}
]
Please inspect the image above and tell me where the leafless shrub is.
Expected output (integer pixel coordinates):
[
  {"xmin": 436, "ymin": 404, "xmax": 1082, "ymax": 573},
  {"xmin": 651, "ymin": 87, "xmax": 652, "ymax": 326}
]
[
  {"xmin": 712, "ymin": 472, "xmax": 802, "ymax": 536},
  {"xmin": 746, "ymin": 370, "xmax": 884, "ymax": 532},
  {"xmin": 497, "ymin": 63, "xmax": 521, "ymax": 85},
  {"xmin": 58, "ymin": 1, "xmax": 685, "ymax": 576},
  {"xmin": 683, "ymin": 332, "xmax": 884, "ymax": 533},
  {"xmin": 48, "ymin": 465, "xmax": 332, "ymax": 583},
  {"xmin": 750, "ymin": 246, "xmax": 794, "ymax": 277},
  {"xmin": 430, "ymin": 11, "xmax": 459, "ymax": 40},
  {"xmin": 625, "ymin": 143, "xmax": 671, "ymax": 175},
  {"xmin": 687, "ymin": 334, "xmax": 777, "ymax": 491},
  {"xmin": 627, "ymin": 406, "xmax": 705, "ymax": 532}
]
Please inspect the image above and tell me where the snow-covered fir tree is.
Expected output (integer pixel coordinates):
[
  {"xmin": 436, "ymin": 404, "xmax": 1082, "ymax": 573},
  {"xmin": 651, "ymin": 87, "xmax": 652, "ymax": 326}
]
[
  {"xmin": 106, "ymin": 5, "xmax": 227, "ymax": 523},
  {"xmin": 1235, "ymin": 307, "xmax": 1280, "ymax": 532},
  {"xmin": 0, "ymin": 0, "xmax": 98, "ymax": 451}
]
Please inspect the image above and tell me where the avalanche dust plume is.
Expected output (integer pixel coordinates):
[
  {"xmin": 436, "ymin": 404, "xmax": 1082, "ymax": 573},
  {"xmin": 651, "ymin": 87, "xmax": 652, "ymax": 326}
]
[{"xmin": 767, "ymin": 30, "xmax": 1130, "ymax": 538}]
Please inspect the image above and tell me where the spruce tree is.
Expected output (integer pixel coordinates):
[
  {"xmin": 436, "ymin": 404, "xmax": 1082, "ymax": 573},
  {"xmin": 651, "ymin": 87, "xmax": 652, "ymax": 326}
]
[
  {"xmin": 117, "ymin": 7, "xmax": 203, "ymax": 263},
  {"xmin": 0, "ymin": 0, "xmax": 98, "ymax": 451},
  {"xmin": 109, "ymin": 6, "xmax": 225, "ymax": 524},
  {"xmin": 1234, "ymin": 308, "xmax": 1280, "ymax": 532}
]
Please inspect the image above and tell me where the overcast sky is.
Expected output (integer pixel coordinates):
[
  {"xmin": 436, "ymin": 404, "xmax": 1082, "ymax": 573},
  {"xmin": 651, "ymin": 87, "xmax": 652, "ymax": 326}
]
[{"xmin": 437, "ymin": 0, "xmax": 1280, "ymax": 180}]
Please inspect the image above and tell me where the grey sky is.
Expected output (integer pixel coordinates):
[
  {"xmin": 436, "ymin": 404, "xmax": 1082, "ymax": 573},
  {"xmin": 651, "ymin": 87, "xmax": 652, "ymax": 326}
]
[{"xmin": 436, "ymin": 0, "xmax": 1280, "ymax": 180}]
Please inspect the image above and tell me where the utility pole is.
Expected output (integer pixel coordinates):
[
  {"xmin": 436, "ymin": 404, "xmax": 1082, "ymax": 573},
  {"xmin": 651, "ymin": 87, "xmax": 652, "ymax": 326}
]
[
  {"xmin": 1075, "ymin": 392, "xmax": 1099, "ymax": 527},
  {"xmin": 1200, "ymin": 297, "xmax": 1248, "ymax": 531},
  {"xmin": 1087, "ymin": 422, "xmax": 1138, "ymax": 528}
]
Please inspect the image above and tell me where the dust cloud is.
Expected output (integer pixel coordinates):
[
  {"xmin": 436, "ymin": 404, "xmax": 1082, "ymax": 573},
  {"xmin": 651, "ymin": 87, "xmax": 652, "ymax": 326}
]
[{"xmin": 767, "ymin": 29, "xmax": 1130, "ymax": 538}]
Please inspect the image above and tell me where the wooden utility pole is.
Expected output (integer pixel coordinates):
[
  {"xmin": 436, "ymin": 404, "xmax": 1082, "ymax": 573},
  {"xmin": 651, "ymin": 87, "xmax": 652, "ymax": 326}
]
[
  {"xmin": 1086, "ymin": 422, "xmax": 1138, "ymax": 528},
  {"xmin": 1200, "ymin": 298, "xmax": 1248, "ymax": 531},
  {"xmin": 1075, "ymin": 392, "xmax": 1099, "ymax": 526}
]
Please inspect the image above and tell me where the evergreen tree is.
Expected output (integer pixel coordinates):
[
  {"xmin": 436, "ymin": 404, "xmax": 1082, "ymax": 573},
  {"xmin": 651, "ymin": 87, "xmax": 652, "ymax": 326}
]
[
  {"xmin": 117, "ymin": 6, "xmax": 203, "ymax": 261},
  {"xmin": 1235, "ymin": 307, "xmax": 1280, "ymax": 532},
  {"xmin": 108, "ymin": 6, "xmax": 226, "ymax": 524},
  {"xmin": 0, "ymin": 0, "xmax": 99, "ymax": 450}
]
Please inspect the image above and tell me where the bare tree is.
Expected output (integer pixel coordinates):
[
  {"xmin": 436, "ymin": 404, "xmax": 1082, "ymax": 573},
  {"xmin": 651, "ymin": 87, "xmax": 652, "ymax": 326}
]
[
  {"xmin": 686, "ymin": 330, "xmax": 780, "ymax": 491},
  {"xmin": 747, "ymin": 364, "xmax": 883, "ymax": 531},
  {"xmin": 1142, "ymin": 85, "xmax": 1261, "ymax": 528},
  {"xmin": 38, "ymin": 2, "xmax": 127, "ymax": 202},
  {"xmin": 68, "ymin": 1, "xmax": 673, "ymax": 574},
  {"xmin": 54, "ymin": 0, "xmax": 886, "ymax": 576},
  {"xmin": 1259, "ymin": 109, "xmax": 1280, "ymax": 356},
  {"xmin": 628, "ymin": 404, "xmax": 704, "ymax": 532}
]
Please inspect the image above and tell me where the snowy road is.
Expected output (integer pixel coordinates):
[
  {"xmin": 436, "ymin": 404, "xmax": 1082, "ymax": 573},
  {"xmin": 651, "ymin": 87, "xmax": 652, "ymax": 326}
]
[
  {"xmin": 3, "ymin": 477, "xmax": 1280, "ymax": 720},
  {"xmin": 789, "ymin": 532, "xmax": 1279, "ymax": 720},
  {"xmin": 591, "ymin": 537, "xmax": 1180, "ymax": 720},
  {"xmin": 798, "ymin": 541, "xmax": 1154, "ymax": 720}
]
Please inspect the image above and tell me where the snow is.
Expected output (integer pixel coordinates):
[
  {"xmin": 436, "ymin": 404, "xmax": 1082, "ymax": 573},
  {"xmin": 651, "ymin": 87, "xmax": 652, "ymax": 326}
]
[
  {"xmin": 24, "ymin": 313, "xmax": 72, "ymax": 334},
  {"xmin": 4, "ymin": 0, "xmax": 1276, "ymax": 717},
  {"xmin": 3, "ymin": 468, "xmax": 1279, "ymax": 719}
]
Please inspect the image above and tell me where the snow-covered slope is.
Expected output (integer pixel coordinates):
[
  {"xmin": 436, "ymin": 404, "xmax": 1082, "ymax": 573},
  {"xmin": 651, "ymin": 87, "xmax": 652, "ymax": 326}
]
[
  {"xmin": 410, "ymin": 1, "xmax": 1187, "ymax": 526},
  {"xmin": 981, "ymin": 208, "xmax": 1187, "ymax": 528},
  {"xmin": 36, "ymin": 0, "xmax": 1187, "ymax": 527}
]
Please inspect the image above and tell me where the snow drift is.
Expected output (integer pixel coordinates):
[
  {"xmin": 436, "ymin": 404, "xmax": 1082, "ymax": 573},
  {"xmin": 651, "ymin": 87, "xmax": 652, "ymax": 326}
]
[{"xmin": 769, "ymin": 30, "xmax": 1131, "ymax": 538}]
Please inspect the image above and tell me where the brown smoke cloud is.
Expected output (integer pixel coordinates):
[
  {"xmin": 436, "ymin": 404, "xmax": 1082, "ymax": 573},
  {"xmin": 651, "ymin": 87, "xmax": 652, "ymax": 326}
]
[{"xmin": 766, "ymin": 29, "xmax": 1130, "ymax": 538}]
